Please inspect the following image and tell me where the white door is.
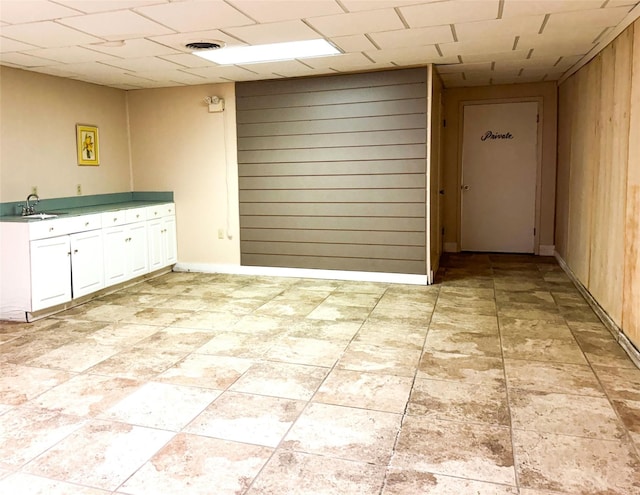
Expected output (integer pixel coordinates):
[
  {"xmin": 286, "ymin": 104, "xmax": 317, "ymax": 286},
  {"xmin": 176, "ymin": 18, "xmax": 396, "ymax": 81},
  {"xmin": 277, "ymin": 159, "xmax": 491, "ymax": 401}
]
[
  {"xmin": 30, "ymin": 236, "xmax": 71, "ymax": 311},
  {"xmin": 461, "ymin": 102, "xmax": 538, "ymax": 253},
  {"xmin": 70, "ymin": 229, "xmax": 104, "ymax": 298}
]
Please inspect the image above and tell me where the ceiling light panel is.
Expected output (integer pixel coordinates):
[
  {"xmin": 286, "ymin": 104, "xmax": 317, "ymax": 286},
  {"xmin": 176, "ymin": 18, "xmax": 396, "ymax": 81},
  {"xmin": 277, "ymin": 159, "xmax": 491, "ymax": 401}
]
[
  {"xmin": 306, "ymin": 9, "xmax": 405, "ymax": 37},
  {"xmin": 400, "ymin": 0, "xmax": 500, "ymax": 28},
  {"xmin": 227, "ymin": 0, "xmax": 344, "ymax": 23},
  {"xmin": 135, "ymin": 1, "xmax": 255, "ymax": 32},
  {"xmin": 57, "ymin": 10, "xmax": 174, "ymax": 41}
]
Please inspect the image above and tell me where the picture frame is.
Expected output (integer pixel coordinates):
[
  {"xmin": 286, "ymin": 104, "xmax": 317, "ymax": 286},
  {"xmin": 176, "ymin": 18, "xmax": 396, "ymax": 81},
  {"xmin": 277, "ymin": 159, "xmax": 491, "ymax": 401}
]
[{"xmin": 76, "ymin": 124, "xmax": 99, "ymax": 166}]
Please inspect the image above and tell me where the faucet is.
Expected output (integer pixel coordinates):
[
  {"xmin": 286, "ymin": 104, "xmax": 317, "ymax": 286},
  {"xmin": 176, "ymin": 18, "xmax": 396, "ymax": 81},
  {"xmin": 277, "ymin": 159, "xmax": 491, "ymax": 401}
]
[{"xmin": 23, "ymin": 193, "xmax": 39, "ymax": 216}]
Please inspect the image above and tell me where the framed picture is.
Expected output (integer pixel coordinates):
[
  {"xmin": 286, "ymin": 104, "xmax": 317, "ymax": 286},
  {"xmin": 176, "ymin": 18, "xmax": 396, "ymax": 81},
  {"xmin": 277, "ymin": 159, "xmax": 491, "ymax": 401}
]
[{"xmin": 76, "ymin": 124, "xmax": 99, "ymax": 166}]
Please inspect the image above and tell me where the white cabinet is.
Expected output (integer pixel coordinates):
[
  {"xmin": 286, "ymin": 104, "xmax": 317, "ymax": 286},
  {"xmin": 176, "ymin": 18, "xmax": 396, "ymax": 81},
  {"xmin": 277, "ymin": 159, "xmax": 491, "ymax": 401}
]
[
  {"xmin": 70, "ymin": 229, "xmax": 104, "ymax": 298},
  {"xmin": 30, "ymin": 235, "xmax": 72, "ymax": 311},
  {"xmin": 103, "ymin": 222, "xmax": 148, "ymax": 286},
  {"xmin": 147, "ymin": 204, "xmax": 177, "ymax": 271}
]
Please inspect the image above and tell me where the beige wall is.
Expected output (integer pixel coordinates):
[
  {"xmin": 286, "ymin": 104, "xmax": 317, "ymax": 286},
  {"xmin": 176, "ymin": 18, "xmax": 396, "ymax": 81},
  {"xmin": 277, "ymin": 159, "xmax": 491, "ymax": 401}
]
[
  {"xmin": 127, "ymin": 83, "xmax": 240, "ymax": 265},
  {"xmin": 0, "ymin": 67, "xmax": 130, "ymax": 201},
  {"xmin": 556, "ymin": 21, "xmax": 640, "ymax": 348},
  {"xmin": 440, "ymin": 81, "xmax": 558, "ymax": 251}
]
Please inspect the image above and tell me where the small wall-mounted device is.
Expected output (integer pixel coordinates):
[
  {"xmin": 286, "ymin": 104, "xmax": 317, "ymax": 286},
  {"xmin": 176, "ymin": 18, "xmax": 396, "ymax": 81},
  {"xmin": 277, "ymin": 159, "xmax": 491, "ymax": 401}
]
[{"xmin": 204, "ymin": 96, "xmax": 225, "ymax": 113}]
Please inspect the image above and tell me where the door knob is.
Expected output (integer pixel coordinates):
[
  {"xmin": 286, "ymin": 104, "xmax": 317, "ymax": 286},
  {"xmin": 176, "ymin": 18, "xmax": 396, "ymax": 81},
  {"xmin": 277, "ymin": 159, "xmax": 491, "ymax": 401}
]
[{"xmin": 461, "ymin": 185, "xmax": 470, "ymax": 191}]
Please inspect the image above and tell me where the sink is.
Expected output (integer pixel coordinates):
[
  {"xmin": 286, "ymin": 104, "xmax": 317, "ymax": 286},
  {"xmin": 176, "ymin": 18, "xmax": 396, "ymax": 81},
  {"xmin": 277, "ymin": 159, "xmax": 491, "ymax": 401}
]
[{"xmin": 23, "ymin": 213, "xmax": 58, "ymax": 219}]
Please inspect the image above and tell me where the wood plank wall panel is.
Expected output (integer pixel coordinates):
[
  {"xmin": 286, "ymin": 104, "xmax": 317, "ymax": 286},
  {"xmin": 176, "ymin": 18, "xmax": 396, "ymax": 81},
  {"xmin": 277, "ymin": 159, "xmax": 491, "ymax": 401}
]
[
  {"xmin": 623, "ymin": 23, "xmax": 640, "ymax": 348},
  {"xmin": 236, "ymin": 68, "xmax": 428, "ymax": 275},
  {"xmin": 429, "ymin": 69, "xmax": 444, "ymax": 277},
  {"xmin": 557, "ymin": 20, "xmax": 640, "ymax": 350}
]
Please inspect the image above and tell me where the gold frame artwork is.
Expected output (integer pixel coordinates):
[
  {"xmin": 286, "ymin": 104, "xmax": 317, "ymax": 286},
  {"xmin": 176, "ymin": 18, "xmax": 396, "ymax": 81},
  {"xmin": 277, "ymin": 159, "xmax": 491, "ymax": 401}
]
[{"xmin": 76, "ymin": 125, "xmax": 99, "ymax": 166}]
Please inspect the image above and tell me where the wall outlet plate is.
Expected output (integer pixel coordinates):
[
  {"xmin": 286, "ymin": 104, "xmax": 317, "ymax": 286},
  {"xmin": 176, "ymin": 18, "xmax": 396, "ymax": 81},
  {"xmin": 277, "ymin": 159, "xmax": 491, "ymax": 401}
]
[{"xmin": 76, "ymin": 184, "xmax": 82, "ymax": 195}]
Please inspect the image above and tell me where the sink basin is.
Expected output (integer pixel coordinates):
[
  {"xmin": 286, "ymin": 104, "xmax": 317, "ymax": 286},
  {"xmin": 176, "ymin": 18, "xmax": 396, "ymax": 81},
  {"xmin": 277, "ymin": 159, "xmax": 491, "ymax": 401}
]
[{"xmin": 23, "ymin": 213, "xmax": 58, "ymax": 219}]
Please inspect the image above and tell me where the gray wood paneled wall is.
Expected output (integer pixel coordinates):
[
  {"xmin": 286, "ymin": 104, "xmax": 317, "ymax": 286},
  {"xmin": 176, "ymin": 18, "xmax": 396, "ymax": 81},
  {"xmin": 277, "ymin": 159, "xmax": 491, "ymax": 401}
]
[{"xmin": 236, "ymin": 68, "xmax": 428, "ymax": 275}]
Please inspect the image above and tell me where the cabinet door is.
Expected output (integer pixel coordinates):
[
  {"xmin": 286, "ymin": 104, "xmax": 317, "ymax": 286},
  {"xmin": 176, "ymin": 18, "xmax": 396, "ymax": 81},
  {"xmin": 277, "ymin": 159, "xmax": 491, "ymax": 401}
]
[
  {"xmin": 70, "ymin": 229, "xmax": 104, "ymax": 298},
  {"xmin": 30, "ymin": 236, "xmax": 71, "ymax": 311},
  {"xmin": 164, "ymin": 216, "xmax": 177, "ymax": 265},
  {"xmin": 128, "ymin": 222, "xmax": 149, "ymax": 278},
  {"xmin": 103, "ymin": 225, "xmax": 127, "ymax": 285},
  {"xmin": 147, "ymin": 218, "xmax": 164, "ymax": 271}
]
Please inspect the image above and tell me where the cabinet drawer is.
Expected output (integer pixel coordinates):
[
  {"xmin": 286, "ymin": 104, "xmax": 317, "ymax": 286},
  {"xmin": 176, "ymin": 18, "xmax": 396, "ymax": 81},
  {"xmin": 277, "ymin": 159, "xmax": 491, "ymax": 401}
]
[
  {"xmin": 67, "ymin": 213, "xmax": 102, "ymax": 233},
  {"xmin": 147, "ymin": 203, "xmax": 175, "ymax": 219},
  {"xmin": 102, "ymin": 210, "xmax": 127, "ymax": 227},
  {"xmin": 126, "ymin": 207, "xmax": 147, "ymax": 223},
  {"xmin": 29, "ymin": 217, "xmax": 74, "ymax": 240}
]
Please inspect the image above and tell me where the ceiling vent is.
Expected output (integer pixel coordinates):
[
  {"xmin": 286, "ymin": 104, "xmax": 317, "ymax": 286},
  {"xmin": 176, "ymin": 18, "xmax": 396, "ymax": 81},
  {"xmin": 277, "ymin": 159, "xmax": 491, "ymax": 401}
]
[{"xmin": 185, "ymin": 41, "xmax": 224, "ymax": 51}]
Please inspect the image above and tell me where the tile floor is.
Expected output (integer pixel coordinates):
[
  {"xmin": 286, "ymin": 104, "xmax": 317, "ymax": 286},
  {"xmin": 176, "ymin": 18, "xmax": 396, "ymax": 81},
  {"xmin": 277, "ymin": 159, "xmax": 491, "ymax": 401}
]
[{"xmin": 0, "ymin": 253, "xmax": 639, "ymax": 494}]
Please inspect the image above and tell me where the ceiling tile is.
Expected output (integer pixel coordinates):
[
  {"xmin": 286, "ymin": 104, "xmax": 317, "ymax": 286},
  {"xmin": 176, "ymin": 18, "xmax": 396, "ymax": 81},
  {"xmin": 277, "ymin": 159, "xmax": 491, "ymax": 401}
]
[
  {"xmin": 225, "ymin": 20, "xmax": 321, "ymax": 44},
  {"xmin": 0, "ymin": 0, "xmax": 83, "ymax": 24},
  {"xmin": 148, "ymin": 30, "xmax": 241, "ymax": 53},
  {"xmin": 330, "ymin": 34, "xmax": 376, "ymax": 52},
  {"xmin": 236, "ymin": 59, "xmax": 320, "ymax": 76},
  {"xmin": 461, "ymin": 49, "xmax": 530, "ymax": 63},
  {"xmin": 22, "ymin": 46, "xmax": 120, "ymax": 64},
  {"xmin": 370, "ymin": 25, "xmax": 454, "ymax": 48},
  {"xmin": 0, "ymin": 21, "xmax": 103, "ymax": 47},
  {"xmin": 100, "ymin": 56, "xmax": 185, "ymax": 72},
  {"xmin": 28, "ymin": 65, "xmax": 87, "ymax": 78},
  {"xmin": 543, "ymin": 6, "xmax": 634, "ymax": 33},
  {"xmin": 302, "ymin": 51, "xmax": 374, "ymax": 69},
  {"xmin": 437, "ymin": 61, "xmax": 492, "ymax": 73},
  {"xmin": 57, "ymin": 10, "xmax": 174, "ymax": 40},
  {"xmin": 604, "ymin": 0, "xmax": 640, "ymax": 6},
  {"xmin": 0, "ymin": 36, "xmax": 40, "ymax": 52},
  {"xmin": 182, "ymin": 64, "xmax": 264, "ymax": 81},
  {"xmin": 439, "ymin": 36, "xmax": 516, "ymax": 58},
  {"xmin": 341, "ymin": 0, "xmax": 437, "ymax": 12},
  {"xmin": 454, "ymin": 15, "xmax": 546, "ymax": 41},
  {"xmin": 227, "ymin": 0, "xmax": 344, "ymax": 23},
  {"xmin": 306, "ymin": 9, "xmax": 404, "ymax": 37},
  {"xmin": 84, "ymin": 38, "xmax": 182, "ymax": 58},
  {"xmin": 55, "ymin": 1, "xmax": 164, "ymax": 14},
  {"xmin": 502, "ymin": 0, "xmax": 605, "ymax": 18},
  {"xmin": 127, "ymin": 69, "xmax": 209, "ymax": 85},
  {"xmin": 400, "ymin": 0, "xmax": 500, "ymax": 28},
  {"xmin": 0, "ymin": 52, "xmax": 57, "ymax": 67},
  {"xmin": 135, "ymin": 1, "xmax": 254, "ymax": 32},
  {"xmin": 365, "ymin": 44, "xmax": 440, "ymax": 64},
  {"xmin": 158, "ymin": 53, "xmax": 217, "ymax": 68}
]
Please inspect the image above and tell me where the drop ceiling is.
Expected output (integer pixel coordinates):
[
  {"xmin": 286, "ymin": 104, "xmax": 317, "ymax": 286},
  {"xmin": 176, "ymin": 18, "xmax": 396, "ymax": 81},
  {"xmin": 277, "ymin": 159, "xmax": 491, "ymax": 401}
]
[{"xmin": 0, "ymin": 0, "xmax": 638, "ymax": 90}]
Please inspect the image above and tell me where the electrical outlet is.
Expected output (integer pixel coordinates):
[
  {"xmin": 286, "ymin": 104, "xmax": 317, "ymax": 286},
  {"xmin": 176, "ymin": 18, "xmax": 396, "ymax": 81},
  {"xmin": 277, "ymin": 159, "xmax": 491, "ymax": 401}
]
[
  {"xmin": 218, "ymin": 228, "xmax": 224, "ymax": 239},
  {"xmin": 31, "ymin": 185, "xmax": 38, "ymax": 195},
  {"xmin": 76, "ymin": 184, "xmax": 82, "ymax": 196}
]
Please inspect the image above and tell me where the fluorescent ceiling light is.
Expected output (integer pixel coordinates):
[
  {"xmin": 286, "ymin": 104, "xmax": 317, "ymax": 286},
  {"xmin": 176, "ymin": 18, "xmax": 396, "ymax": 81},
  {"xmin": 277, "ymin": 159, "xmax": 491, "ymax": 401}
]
[{"xmin": 193, "ymin": 39, "xmax": 340, "ymax": 65}]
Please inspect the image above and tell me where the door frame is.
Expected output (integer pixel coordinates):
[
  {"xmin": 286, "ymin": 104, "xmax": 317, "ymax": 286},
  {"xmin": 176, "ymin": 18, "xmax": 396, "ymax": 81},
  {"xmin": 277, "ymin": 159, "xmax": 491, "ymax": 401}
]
[{"xmin": 456, "ymin": 97, "xmax": 544, "ymax": 255}]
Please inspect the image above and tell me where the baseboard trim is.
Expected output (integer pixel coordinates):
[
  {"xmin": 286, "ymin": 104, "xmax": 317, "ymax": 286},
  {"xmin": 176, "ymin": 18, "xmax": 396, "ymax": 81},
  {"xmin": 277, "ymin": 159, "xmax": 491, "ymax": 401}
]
[
  {"xmin": 443, "ymin": 242, "xmax": 458, "ymax": 253},
  {"xmin": 555, "ymin": 253, "xmax": 640, "ymax": 369},
  {"xmin": 173, "ymin": 263, "xmax": 429, "ymax": 285},
  {"xmin": 539, "ymin": 244, "xmax": 555, "ymax": 256}
]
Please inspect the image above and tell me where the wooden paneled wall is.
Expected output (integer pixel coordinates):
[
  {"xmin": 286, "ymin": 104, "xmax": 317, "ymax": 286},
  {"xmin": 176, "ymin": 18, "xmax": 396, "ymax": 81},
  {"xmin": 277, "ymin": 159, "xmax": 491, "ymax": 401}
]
[
  {"xmin": 556, "ymin": 20, "xmax": 640, "ymax": 349},
  {"xmin": 236, "ymin": 68, "xmax": 428, "ymax": 275}
]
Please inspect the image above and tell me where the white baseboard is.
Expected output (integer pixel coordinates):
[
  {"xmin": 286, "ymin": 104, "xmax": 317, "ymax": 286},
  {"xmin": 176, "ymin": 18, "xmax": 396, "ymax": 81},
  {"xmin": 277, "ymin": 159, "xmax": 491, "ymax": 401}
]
[
  {"xmin": 555, "ymin": 253, "xmax": 640, "ymax": 369},
  {"xmin": 173, "ymin": 263, "xmax": 429, "ymax": 285},
  {"xmin": 539, "ymin": 244, "xmax": 555, "ymax": 256},
  {"xmin": 443, "ymin": 242, "xmax": 458, "ymax": 253}
]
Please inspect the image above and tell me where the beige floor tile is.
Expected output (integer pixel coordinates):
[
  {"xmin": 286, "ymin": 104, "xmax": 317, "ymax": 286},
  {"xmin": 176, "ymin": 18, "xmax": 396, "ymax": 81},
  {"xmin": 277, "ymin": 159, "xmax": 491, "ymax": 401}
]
[
  {"xmin": 27, "ymin": 341, "xmax": 120, "ymax": 372},
  {"xmin": 247, "ymin": 450, "xmax": 386, "ymax": 494},
  {"xmin": 323, "ymin": 291, "xmax": 381, "ymax": 308},
  {"xmin": 230, "ymin": 362, "xmax": 328, "ymax": 400},
  {"xmin": 227, "ymin": 286, "xmax": 284, "ymax": 300},
  {"xmin": 382, "ymin": 469, "xmax": 517, "ymax": 494},
  {"xmin": 335, "ymin": 281, "xmax": 388, "ymax": 295},
  {"xmin": 0, "ymin": 364, "xmax": 72, "ymax": 406},
  {"xmin": 369, "ymin": 298, "xmax": 435, "ymax": 322},
  {"xmin": 233, "ymin": 314, "xmax": 294, "ymax": 336},
  {"xmin": 611, "ymin": 398, "xmax": 640, "ymax": 435},
  {"xmin": 594, "ymin": 365, "xmax": 640, "ymax": 400},
  {"xmin": 285, "ymin": 318, "xmax": 361, "ymax": 342},
  {"xmin": 82, "ymin": 323, "xmax": 160, "ymax": 347},
  {"xmin": 417, "ymin": 351, "xmax": 504, "ymax": 384},
  {"xmin": 407, "ymin": 377, "xmax": 509, "ymax": 426},
  {"xmin": 133, "ymin": 326, "xmax": 215, "ymax": 353},
  {"xmin": 195, "ymin": 332, "xmax": 273, "ymax": 358},
  {"xmin": 337, "ymin": 342, "xmax": 422, "ymax": 377},
  {"xmin": 504, "ymin": 359, "xmax": 604, "ymax": 396},
  {"xmin": 254, "ymin": 299, "xmax": 322, "ymax": 318},
  {"xmin": 120, "ymin": 307, "xmax": 195, "ymax": 327},
  {"xmin": 434, "ymin": 298, "xmax": 497, "ymax": 317},
  {"xmin": 510, "ymin": 390, "xmax": 626, "ymax": 439},
  {"xmin": 354, "ymin": 319, "xmax": 427, "ymax": 350},
  {"xmin": 572, "ymin": 330, "xmax": 638, "ymax": 368},
  {"xmin": 24, "ymin": 420, "xmax": 174, "ymax": 491},
  {"xmin": 306, "ymin": 302, "xmax": 371, "ymax": 322},
  {"xmin": 87, "ymin": 347, "xmax": 187, "ymax": 380},
  {"xmin": 0, "ymin": 472, "xmax": 110, "ymax": 494},
  {"xmin": 185, "ymin": 391, "xmax": 305, "ymax": 447},
  {"xmin": 495, "ymin": 290, "xmax": 555, "ymax": 305},
  {"xmin": 99, "ymin": 382, "xmax": 218, "ymax": 430},
  {"xmin": 430, "ymin": 313, "xmax": 499, "ymax": 334},
  {"xmin": 156, "ymin": 354, "xmax": 253, "ymax": 389},
  {"xmin": 282, "ymin": 403, "xmax": 401, "ymax": 464},
  {"xmin": 156, "ymin": 295, "xmax": 210, "ymax": 311},
  {"xmin": 119, "ymin": 433, "xmax": 271, "ymax": 495},
  {"xmin": 169, "ymin": 311, "xmax": 240, "ymax": 331},
  {"xmin": 500, "ymin": 334, "xmax": 587, "ymax": 364},
  {"xmin": 499, "ymin": 317, "xmax": 574, "ymax": 339},
  {"xmin": 0, "ymin": 407, "xmax": 85, "ymax": 469},
  {"xmin": 314, "ymin": 369, "xmax": 413, "ymax": 413},
  {"xmin": 32, "ymin": 374, "xmax": 141, "ymax": 416},
  {"xmin": 425, "ymin": 328, "xmax": 502, "ymax": 358},
  {"xmin": 391, "ymin": 416, "xmax": 515, "ymax": 485},
  {"xmin": 514, "ymin": 430, "xmax": 640, "ymax": 494},
  {"xmin": 264, "ymin": 336, "xmax": 347, "ymax": 367}
]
